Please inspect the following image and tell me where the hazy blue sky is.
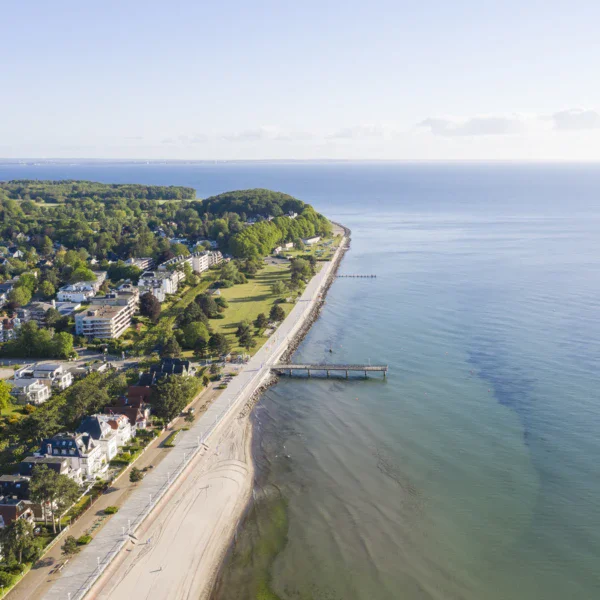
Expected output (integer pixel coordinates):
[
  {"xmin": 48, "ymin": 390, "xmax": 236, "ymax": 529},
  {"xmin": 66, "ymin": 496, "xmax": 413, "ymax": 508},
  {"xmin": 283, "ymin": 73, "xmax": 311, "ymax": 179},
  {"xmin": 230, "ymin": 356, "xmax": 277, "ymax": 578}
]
[{"xmin": 2, "ymin": 0, "xmax": 600, "ymax": 160}]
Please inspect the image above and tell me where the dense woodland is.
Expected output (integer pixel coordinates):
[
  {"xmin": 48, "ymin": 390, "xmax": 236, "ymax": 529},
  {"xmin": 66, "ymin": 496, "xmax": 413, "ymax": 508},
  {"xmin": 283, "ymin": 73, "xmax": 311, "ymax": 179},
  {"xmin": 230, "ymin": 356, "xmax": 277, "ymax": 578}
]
[{"xmin": 0, "ymin": 182, "xmax": 331, "ymax": 268}]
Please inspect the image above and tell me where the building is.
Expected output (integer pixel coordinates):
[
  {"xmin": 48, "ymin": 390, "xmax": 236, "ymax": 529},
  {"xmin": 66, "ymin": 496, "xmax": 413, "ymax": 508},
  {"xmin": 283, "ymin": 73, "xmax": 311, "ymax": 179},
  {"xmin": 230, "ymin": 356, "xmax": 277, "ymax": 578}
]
[
  {"xmin": 14, "ymin": 363, "xmax": 73, "ymax": 390},
  {"xmin": 39, "ymin": 433, "xmax": 105, "ymax": 480},
  {"xmin": 302, "ymin": 236, "xmax": 321, "ymax": 246},
  {"xmin": 191, "ymin": 250, "xmax": 222, "ymax": 274},
  {"xmin": 0, "ymin": 474, "xmax": 30, "ymax": 500},
  {"xmin": 0, "ymin": 316, "xmax": 21, "ymax": 342},
  {"xmin": 16, "ymin": 301, "xmax": 54, "ymax": 325},
  {"xmin": 98, "ymin": 414, "xmax": 134, "ymax": 446},
  {"xmin": 273, "ymin": 246, "xmax": 283, "ymax": 254},
  {"xmin": 137, "ymin": 283, "xmax": 166, "ymax": 303},
  {"xmin": 137, "ymin": 270, "xmax": 180, "ymax": 298},
  {"xmin": 76, "ymin": 416, "xmax": 119, "ymax": 461},
  {"xmin": 149, "ymin": 357, "xmax": 195, "ymax": 379},
  {"xmin": 19, "ymin": 456, "xmax": 71, "ymax": 478},
  {"xmin": 284, "ymin": 242, "xmax": 294, "ymax": 250},
  {"xmin": 125, "ymin": 257, "xmax": 153, "ymax": 270},
  {"xmin": 56, "ymin": 271, "xmax": 107, "ymax": 302},
  {"xmin": 90, "ymin": 287, "xmax": 139, "ymax": 315},
  {"xmin": 56, "ymin": 283, "xmax": 96, "ymax": 303},
  {"xmin": 0, "ymin": 281, "xmax": 14, "ymax": 306},
  {"xmin": 104, "ymin": 395, "xmax": 151, "ymax": 430},
  {"xmin": 75, "ymin": 304, "xmax": 132, "ymax": 339},
  {"xmin": 0, "ymin": 497, "xmax": 34, "ymax": 528},
  {"xmin": 10, "ymin": 379, "xmax": 51, "ymax": 405}
]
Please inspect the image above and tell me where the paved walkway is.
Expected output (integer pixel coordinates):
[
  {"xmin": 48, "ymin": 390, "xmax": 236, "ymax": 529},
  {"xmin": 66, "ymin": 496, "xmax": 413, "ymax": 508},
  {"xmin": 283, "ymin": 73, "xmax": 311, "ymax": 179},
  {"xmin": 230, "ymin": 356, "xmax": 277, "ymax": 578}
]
[
  {"xmin": 6, "ymin": 380, "xmax": 227, "ymax": 600},
  {"xmin": 44, "ymin": 240, "xmax": 343, "ymax": 600}
]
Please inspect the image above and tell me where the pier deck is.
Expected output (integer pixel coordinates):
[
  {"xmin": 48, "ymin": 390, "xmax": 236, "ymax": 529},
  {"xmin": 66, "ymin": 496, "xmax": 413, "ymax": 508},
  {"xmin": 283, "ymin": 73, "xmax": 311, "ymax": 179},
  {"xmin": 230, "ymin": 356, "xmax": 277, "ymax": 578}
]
[{"xmin": 272, "ymin": 363, "xmax": 388, "ymax": 378}]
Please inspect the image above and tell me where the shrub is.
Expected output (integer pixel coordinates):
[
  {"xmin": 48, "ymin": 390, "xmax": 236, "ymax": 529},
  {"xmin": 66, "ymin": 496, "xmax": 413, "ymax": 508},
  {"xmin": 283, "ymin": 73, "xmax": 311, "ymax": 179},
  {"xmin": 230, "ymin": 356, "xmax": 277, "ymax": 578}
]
[
  {"xmin": 77, "ymin": 534, "xmax": 92, "ymax": 545},
  {"xmin": 62, "ymin": 535, "xmax": 80, "ymax": 556},
  {"xmin": 130, "ymin": 467, "xmax": 144, "ymax": 483},
  {"xmin": 0, "ymin": 571, "xmax": 16, "ymax": 587},
  {"xmin": 104, "ymin": 506, "xmax": 119, "ymax": 515}
]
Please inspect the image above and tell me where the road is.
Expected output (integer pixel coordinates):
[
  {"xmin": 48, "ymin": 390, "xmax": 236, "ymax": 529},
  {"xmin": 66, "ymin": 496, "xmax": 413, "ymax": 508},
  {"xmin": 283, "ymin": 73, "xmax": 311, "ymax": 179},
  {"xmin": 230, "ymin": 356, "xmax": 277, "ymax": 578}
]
[{"xmin": 6, "ymin": 378, "xmax": 229, "ymax": 600}]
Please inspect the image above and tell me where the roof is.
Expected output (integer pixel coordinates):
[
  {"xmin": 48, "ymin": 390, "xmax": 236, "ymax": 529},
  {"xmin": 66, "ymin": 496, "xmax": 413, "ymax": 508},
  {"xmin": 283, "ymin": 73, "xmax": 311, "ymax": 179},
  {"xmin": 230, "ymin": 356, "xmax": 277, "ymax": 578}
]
[
  {"xmin": 11, "ymin": 378, "xmax": 47, "ymax": 389},
  {"xmin": 0, "ymin": 474, "xmax": 29, "ymax": 483},
  {"xmin": 22, "ymin": 456, "xmax": 66, "ymax": 465},
  {"xmin": 76, "ymin": 416, "xmax": 113, "ymax": 440}
]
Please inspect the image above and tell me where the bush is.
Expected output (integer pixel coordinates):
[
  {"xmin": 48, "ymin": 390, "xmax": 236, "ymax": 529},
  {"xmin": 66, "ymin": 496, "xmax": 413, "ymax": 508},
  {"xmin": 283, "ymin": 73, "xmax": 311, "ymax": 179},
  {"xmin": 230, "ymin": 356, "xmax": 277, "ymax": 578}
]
[
  {"xmin": 0, "ymin": 571, "xmax": 16, "ymax": 587},
  {"xmin": 62, "ymin": 535, "xmax": 80, "ymax": 556},
  {"xmin": 130, "ymin": 467, "xmax": 144, "ymax": 483},
  {"xmin": 119, "ymin": 452, "xmax": 132, "ymax": 463},
  {"xmin": 104, "ymin": 506, "xmax": 119, "ymax": 515},
  {"xmin": 77, "ymin": 534, "xmax": 92, "ymax": 545}
]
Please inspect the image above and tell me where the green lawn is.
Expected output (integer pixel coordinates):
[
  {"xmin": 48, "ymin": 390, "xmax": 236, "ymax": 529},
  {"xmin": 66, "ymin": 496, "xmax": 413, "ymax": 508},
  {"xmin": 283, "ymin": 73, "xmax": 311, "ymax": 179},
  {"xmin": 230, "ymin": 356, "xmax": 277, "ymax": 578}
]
[
  {"xmin": 280, "ymin": 235, "xmax": 341, "ymax": 261},
  {"xmin": 209, "ymin": 265, "xmax": 293, "ymax": 355}
]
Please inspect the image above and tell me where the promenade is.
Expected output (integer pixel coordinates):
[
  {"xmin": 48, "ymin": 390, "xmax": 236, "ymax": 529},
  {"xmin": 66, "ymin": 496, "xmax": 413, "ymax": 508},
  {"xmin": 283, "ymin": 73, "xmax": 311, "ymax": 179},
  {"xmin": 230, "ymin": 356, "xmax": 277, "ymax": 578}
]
[{"xmin": 45, "ymin": 236, "xmax": 345, "ymax": 600}]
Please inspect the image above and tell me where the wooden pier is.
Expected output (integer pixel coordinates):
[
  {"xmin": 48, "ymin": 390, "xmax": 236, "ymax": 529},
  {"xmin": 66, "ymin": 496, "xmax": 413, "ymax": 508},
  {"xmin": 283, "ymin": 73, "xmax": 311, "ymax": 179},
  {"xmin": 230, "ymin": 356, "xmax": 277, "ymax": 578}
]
[
  {"xmin": 272, "ymin": 363, "xmax": 388, "ymax": 379},
  {"xmin": 336, "ymin": 274, "xmax": 377, "ymax": 278}
]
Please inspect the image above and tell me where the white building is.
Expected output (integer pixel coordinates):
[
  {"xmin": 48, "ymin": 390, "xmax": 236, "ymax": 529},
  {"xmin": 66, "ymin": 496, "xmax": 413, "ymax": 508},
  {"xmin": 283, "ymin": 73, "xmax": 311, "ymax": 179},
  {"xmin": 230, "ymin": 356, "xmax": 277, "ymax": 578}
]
[
  {"xmin": 75, "ymin": 304, "xmax": 132, "ymax": 339},
  {"xmin": 76, "ymin": 416, "xmax": 119, "ymax": 462},
  {"xmin": 125, "ymin": 257, "xmax": 153, "ymax": 270},
  {"xmin": 98, "ymin": 414, "xmax": 134, "ymax": 447},
  {"xmin": 57, "ymin": 284, "xmax": 96, "ymax": 303},
  {"xmin": 39, "ymin": 433, "xmax": 105, "ymax": 480},
  {"xmin": 302, "ymin": 236, "xmax": 321, "ymax": 246},
  {"xmin": 191, "ymin": 250, "xmax": 223, "ymax": 273},
  {"xmin": 14, "ymin": 363, "xmax": 73, "ymax": 390},
  {"xmin": 138, "ymin": 270, "xmax": 180, "ymax": 297},
  {"xmin": 10, "ymin": 379, "xmax": 51, "ymax": 405},
  {"xmin": 137, "ymin": 284, "xmax": 166, "ymax": 303}
]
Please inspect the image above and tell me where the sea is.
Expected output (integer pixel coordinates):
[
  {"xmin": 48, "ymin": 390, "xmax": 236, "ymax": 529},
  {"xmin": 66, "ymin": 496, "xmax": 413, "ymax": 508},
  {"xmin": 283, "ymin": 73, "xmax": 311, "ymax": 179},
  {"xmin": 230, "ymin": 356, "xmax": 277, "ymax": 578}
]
[{"xmin": 1, "ymin": 161, "xmax": 599, "ymax": 599}]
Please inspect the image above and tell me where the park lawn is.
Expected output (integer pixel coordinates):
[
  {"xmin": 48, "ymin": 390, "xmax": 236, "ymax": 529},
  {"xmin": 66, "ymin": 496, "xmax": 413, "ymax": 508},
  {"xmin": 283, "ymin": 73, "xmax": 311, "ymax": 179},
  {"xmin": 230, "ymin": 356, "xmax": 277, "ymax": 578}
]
[{"xmin": 210, "ymin": 265, "xmax": 294, "ymax": 355}]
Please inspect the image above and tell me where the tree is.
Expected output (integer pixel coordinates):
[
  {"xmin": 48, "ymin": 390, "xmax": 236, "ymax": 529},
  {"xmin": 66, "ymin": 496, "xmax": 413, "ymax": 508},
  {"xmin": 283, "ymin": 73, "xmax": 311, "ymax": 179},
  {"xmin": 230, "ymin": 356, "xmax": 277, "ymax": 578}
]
[
  {"xmin": 177, "ymin": 301, "xmax": 209, "ymax": 327},
  {"xmin": 63, "ymin": 373, "xmax": 110, "ymax": 427},
  {"xmin": 39, "ymin": 280, "xmax": 56, "ymax": 299},
  {"xmin": 51, "ymin": 331, "xmax": 74, "ymax": 359},
  {"xmin": 2, "ymin": 519, "xmax": 37, "ymax": 564},
  {"xmin": 139, "ymin": 292, "xmax": 161, "ymax": 323},
  {"xmin": 130, "ymin": 467, "xmax": 144, "ymax": 483},
  {"xmin": 161, "ymin": 336, "xmax": 182, "ymax": 358},
  {"xmin": 239, "ymin": 329, "xmax": 256, "ymax": 350},
  {"xmin": 0, "ymin": 379, "xmax": 12, "ymax": 411},
  {"xmin": 181, "ymin": 322, "xmax": 209, "ymax": 350},
  {"xmin": 208, "ymin": 333, "xmax": 231, "ymax": 357},
  {"xmin": 61, "ymin": 536, "xmax": 80, "ymax": 557},
  {"xmin": 254, "ymin": 313, "xmax": 268, "ymax": 329},
  {"xmin": 69, "ymin": 266, "xmax": 95, "ymax": 283},
  {"xmin": 195, "ymin": 293, "xmax": 219, "ymax": 318},
  {"xmin": 151, "ymin": 377, "xmax": 199, "ymax": 422},
  {"xmin": 7, "ymin": 286, "xmax": 31, "ymax": 307},
  {"xmin": 29, "ymin": 465, "xmax": 79, "ymax": 532},
  {"xmin": 270, "ymin": 304, "xmax": 285, "ymax": 322},
  {"xmin": 45, "ymin": 307, "xmax": 70, "ymax": 333},
  {"xmin": 271, "ymin": 281, "xmax": 287, "ymax": 296}
]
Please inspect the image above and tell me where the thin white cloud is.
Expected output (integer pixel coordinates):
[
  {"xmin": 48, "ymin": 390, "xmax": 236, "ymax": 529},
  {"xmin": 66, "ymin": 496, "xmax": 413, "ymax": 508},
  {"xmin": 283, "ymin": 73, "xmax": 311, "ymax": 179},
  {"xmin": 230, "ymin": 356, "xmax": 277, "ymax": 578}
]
[
  {"xmin": 419, "ymin": 115, "xmax": 526, "ymax": 137},
  {"xmin": 551, "ymin": 109, "xmax": 600, "ymax": 131},
  {"xmin": 328, "ymin": 124, "xmax": 397, "ymax": 140},
  {"xmin": 221, "ymin": 126, "xmax": 313, "ymax": 142}
]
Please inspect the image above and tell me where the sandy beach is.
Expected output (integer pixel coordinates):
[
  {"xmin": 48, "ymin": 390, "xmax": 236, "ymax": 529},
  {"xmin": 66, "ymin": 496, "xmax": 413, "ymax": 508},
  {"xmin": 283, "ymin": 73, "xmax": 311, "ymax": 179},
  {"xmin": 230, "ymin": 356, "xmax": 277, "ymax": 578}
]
[{"xmin": 89, "ymin": 407, "xmax": 254, "ymax": 600}]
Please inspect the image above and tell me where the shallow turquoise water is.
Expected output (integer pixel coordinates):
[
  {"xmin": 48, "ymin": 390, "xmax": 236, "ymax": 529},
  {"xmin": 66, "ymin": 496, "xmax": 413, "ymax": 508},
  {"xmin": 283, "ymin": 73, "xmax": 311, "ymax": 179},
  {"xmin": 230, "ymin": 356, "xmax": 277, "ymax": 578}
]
[{"xmin": 1, "ymin": 162, "xmax": 599, "ymax": 598}]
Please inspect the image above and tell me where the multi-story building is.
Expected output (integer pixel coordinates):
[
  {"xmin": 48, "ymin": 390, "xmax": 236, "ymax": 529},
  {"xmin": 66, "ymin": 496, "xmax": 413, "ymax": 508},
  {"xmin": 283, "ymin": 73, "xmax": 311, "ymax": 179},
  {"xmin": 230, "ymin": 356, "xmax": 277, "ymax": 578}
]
[
  {"xmin": 19, "ymin": 456, "xmax": 72, "ymax": 478},
  {"xmin": 125, "ymin": 257, "xmax": 153, "ymax": 270},
  {"xmin": 90, "ymin": 288, "xmax": 139, "ymax": 315},
  {"xmin": 0, "ymin": 474, "xmax": 30, "ymax": 500},
  {"xmin": 0, "ymin": 281, "xmax": 14, "ymax": 306},
  {"xmin": 0, "ymin": 316, "xmax": 21, "ymax": 341},
  {"xmin": 14, "ymin": 363, "xmax": 73, "ymax": 390},
  {"xmin": 76, "ymin": 416, "xmax": 119, "ymax": 461},
  {"xmin": 75, "ymin": 304, "xmax": 132, "ymax": 339},
  {"xmin": 56, "ymin": 271, "xmax": 107, "ymax": 302},
  {"xmin": 98, "ymin": 413, "xmax": 134, "ymax": 446},
  {"xmin": 137, "ymin": 270, "xmax": 180, "ymax": 298},
  {"xmin": 10, "ymin": 379, "xmax": 51, "ymax": 405},
  {"xmin": 39, "ymin": 432, "xmax": 105, "ymax": 481},
  {"xmin": 191, "ymin": 250, "xmax": 223, "ymax": 274},
  {"xmin": 0, "ymin": 496, "xmax": 34, "ymax": 528}
]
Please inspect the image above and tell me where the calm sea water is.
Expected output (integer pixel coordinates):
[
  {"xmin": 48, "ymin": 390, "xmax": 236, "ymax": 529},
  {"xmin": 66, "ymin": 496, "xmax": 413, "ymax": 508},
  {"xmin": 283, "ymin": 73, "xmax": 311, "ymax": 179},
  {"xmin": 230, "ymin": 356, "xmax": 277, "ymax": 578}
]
[{"xmin": 2, "ymin": 162, "xmax": 599, "ymax": 599}]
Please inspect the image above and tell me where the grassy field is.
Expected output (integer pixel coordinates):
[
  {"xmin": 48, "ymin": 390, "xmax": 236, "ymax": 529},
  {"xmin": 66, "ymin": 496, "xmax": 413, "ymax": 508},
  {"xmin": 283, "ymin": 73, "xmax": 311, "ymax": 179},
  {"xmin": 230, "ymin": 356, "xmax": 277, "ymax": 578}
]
[
  {"xmin": 280, "ymin": 235, "xmax": 341, "ymax": 261},
  {"xmin": 208, "ymin": 265, "xmax": 293, "ymax": 356}
]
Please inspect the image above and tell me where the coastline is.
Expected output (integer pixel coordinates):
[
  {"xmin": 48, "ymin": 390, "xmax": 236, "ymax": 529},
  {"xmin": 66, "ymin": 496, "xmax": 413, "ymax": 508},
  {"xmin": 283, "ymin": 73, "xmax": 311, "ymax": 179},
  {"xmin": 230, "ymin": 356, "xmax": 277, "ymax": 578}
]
[
  {"xmin": 46, "ymin": 223, "xmax": 350, "ymax": 600},
  {"xmin": 207, "ymin": 222, "xmax": 351, "ymax": 597}
]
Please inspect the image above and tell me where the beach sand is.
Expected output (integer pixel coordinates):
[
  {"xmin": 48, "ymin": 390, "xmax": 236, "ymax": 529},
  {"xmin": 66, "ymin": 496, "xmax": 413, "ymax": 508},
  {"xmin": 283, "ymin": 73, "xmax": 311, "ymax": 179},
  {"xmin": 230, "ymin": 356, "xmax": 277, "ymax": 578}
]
[{"xmin": 88, "ymin": 409, "xmax": 254, "ymax": 600}]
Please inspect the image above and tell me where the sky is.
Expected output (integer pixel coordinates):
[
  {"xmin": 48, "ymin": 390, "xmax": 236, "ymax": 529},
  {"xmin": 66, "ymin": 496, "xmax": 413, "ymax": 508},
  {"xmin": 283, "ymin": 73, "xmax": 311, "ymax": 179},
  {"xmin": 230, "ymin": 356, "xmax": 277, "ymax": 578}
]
[{"xmin": 2, "ymin": 0, "xmax": 600, "ymax": 160}]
